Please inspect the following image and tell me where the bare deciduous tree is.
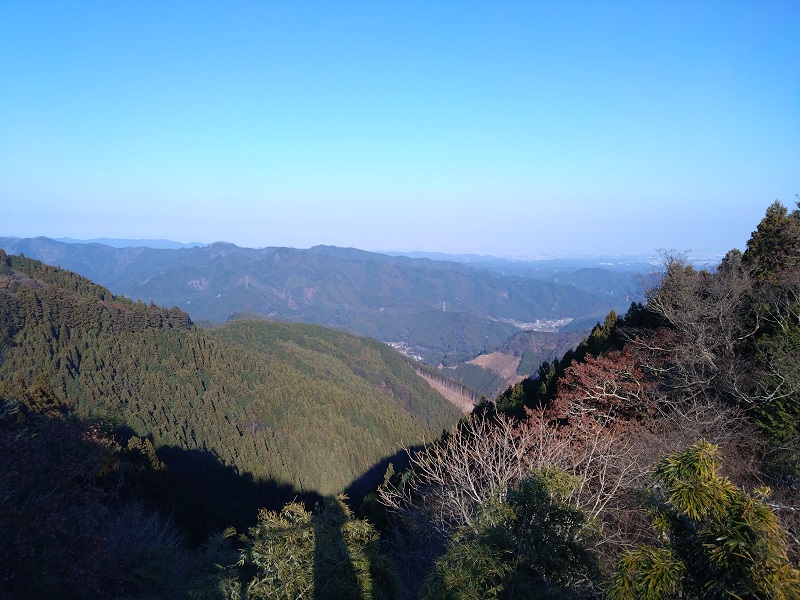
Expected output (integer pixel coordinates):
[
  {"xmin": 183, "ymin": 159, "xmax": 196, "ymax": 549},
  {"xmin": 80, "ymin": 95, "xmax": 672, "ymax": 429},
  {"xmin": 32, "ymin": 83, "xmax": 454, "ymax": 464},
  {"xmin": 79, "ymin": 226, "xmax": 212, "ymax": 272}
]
[{"xmin": 379, "ymin": 409, "xmax": 645, "ymax": 551}]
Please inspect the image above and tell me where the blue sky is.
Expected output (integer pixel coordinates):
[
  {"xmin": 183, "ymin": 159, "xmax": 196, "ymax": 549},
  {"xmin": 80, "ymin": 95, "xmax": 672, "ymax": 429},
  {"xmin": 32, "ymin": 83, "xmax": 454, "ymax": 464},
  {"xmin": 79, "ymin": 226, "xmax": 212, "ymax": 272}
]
[{"xmin": 1, "ymin": 1, "xmax": 798, "ymax": 257}]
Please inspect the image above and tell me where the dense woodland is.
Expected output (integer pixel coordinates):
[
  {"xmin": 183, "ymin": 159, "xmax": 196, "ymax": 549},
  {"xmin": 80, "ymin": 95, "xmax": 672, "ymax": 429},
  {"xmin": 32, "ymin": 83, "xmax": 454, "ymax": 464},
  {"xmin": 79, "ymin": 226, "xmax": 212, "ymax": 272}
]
[{"xmin": 2, "ymin": 201, "xmax": 800, "ymax": 599}]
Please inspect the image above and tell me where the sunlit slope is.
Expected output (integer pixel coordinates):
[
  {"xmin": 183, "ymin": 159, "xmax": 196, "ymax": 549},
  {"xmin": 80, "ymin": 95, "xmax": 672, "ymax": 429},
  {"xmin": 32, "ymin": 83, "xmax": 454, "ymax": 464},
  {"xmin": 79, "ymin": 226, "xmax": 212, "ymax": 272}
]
[{"xmin": 0, "ymin": 253, "xmax": 461, "ymax": 495}]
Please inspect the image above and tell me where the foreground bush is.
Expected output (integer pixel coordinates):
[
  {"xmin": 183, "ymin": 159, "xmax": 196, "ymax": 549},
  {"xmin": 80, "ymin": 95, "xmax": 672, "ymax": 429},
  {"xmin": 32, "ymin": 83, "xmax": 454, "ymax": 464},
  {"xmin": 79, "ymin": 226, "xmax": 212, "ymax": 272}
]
[
  {"xmin": 194, "ymin": 496, "xmax": 399, "ymax": 600},
  {"xmin": 609, "ymin": 440, "xmax": 800, "ymax": 600}
]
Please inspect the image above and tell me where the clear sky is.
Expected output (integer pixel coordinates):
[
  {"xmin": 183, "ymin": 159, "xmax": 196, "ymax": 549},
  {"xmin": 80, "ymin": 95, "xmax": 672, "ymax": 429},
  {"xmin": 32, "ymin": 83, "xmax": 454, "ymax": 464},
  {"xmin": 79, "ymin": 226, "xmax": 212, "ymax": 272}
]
[{"xmin": 1, "ymin": 1, "xmax": 798, "ymax": 257}]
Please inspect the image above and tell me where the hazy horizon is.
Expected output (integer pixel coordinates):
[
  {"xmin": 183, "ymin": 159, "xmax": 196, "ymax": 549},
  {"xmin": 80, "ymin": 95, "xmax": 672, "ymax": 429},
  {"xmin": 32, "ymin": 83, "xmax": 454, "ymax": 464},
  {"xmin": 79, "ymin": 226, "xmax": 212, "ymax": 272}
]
[
  {"xmin": 2, "ymin": 2, "xmax": 798, "ymax": 257},
  {"xmin": 1, "ymin": 233, "xmax": 729, "ymax": 266}
]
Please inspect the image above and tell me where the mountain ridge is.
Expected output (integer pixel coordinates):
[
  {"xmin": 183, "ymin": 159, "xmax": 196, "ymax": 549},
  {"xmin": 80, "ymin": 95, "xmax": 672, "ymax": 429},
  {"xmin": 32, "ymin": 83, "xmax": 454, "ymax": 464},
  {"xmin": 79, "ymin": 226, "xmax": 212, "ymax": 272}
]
[{"xmin": 0, "ymin": 236, "xmax": 629, "ymax": 366}]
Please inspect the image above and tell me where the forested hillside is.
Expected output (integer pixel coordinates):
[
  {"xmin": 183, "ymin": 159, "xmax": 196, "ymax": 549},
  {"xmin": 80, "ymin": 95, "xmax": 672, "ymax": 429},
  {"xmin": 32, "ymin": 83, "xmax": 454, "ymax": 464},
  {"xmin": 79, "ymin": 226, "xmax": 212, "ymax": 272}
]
[
  {"xmin": 438, "ymin": 329, "xmax": 587, "ymax": 399},
  {"xmin": 377, "ymin": 201, "xmax": 800, "ymax": 598},
  {"xmin": 0, "ymin": 251, "xmax": 461, "ymax": 498}
]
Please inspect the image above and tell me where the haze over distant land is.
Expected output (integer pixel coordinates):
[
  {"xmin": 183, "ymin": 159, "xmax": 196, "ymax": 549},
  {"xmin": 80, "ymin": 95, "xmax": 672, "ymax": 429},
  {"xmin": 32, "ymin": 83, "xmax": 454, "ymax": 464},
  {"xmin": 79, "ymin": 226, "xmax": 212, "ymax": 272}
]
[
  {"xmin": 24, "ymin": 236, "xmax": 724, "ymax": 270},
  {"xmin": 1, "ymin": 2, "xmax": 797, "ymax": 256},
  {"xmin": 54, "ymin": 237, "xmax": 206, "ymax": 250}
]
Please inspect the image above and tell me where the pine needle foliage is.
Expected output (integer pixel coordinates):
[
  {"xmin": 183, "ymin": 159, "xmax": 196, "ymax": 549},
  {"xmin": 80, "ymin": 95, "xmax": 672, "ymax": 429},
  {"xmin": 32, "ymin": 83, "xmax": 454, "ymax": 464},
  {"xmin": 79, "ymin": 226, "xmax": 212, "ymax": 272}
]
[{"xmin": 609, "ymin": 440, "xmax": 800, "ymax": 600}]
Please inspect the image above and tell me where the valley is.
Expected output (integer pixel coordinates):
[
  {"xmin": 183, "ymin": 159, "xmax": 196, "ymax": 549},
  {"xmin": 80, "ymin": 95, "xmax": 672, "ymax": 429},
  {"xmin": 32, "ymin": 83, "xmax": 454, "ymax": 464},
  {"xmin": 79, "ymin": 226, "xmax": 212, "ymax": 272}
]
[
  {"xmin": 0, "ymin": 253, "xmax": 463, "ymax": 502},
  {"xmin": 0, "ymin": 236, "xmax": 638, "ymax": 396}
]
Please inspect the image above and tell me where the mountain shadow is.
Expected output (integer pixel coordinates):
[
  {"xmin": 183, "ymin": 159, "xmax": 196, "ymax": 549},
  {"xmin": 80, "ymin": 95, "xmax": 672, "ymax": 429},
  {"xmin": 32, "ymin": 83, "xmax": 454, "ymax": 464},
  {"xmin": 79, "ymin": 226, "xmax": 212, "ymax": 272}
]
[
  {"xmin": 142, "ymin": 444, "xmax": 324, "ymax": 545},
  {"xmin": 313, "ymin": 499, "xmax": 364, "ymax": 600},
  {"xmin": 343, "ymin": 443, "xmax": 425, "ymax": 508}
]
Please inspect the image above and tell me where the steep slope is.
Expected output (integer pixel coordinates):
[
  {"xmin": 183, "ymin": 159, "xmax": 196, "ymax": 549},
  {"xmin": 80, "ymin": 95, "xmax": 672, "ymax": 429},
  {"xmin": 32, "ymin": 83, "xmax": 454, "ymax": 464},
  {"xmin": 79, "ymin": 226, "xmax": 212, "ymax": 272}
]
[
  {"xmin": 438, "ymin": 329, "xmax": 586, "ymax": 398},
  {"xmin": 0, "ymin": 252, "xmax": 462, "ymax": 496}
]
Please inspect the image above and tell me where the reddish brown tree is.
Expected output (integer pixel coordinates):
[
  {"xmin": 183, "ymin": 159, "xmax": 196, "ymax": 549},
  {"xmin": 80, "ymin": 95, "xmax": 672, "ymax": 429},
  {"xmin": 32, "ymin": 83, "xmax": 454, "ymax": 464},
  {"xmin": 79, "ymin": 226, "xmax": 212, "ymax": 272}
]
[{"xmin": 551, "ymin": 349, "xmax": 654, "ymax": 429}]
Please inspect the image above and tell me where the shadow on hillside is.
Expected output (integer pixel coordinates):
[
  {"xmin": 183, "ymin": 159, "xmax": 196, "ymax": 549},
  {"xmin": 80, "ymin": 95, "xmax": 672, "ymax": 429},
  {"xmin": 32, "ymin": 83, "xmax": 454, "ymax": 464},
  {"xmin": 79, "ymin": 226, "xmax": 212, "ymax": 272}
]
[
  {"xmin": 344, "ymin": 448, "xmax": 408, "ymax": 507},
  {"xmin": 126, "ymin": 443, "xmax": 323, "ymax": 545},
  {"xmin": 151, "ymin": 441, "xmax": 439, "ymax": 548},
  {"xmin": 343, "ymin": 443, "xmax": 426, "ymax": 508},
  {"xmin": 111, "ymin": 423, "xmax": 446, "ymax": 553}
]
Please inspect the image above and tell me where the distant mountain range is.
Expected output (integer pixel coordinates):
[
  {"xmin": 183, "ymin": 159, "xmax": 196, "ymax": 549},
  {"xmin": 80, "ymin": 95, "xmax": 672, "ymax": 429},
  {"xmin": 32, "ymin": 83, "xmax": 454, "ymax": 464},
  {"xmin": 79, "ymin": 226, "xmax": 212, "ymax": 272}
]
[
  {"xmin": 0, "ymin": 236, "xmax": 640, "ymax": 370},
  {"xmin": 384, "ymin": 250, "xmax": 656, "ymax": 274},
  {"xmin": 52, "ymin": 237, "xmax": 207, "ymax": 249}
]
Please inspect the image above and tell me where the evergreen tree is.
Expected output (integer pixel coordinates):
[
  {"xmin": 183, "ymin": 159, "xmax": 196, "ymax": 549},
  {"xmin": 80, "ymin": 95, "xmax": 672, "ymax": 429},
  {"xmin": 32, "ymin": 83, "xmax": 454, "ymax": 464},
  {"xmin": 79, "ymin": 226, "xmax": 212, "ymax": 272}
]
[
  {"xmin": 195, "ymin": 496, "xmax": 399, "ymax": 600},
  {"xmin": 745, "ymin": 200, "xmax": 800, "ymax": 284},
  {"xmin": 421, "ymin": 468, "xmax": 598, "ymax": 600},
  {"xmin": 609, "ymin": 440, "xmax": 800, "ymax": 600}
]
